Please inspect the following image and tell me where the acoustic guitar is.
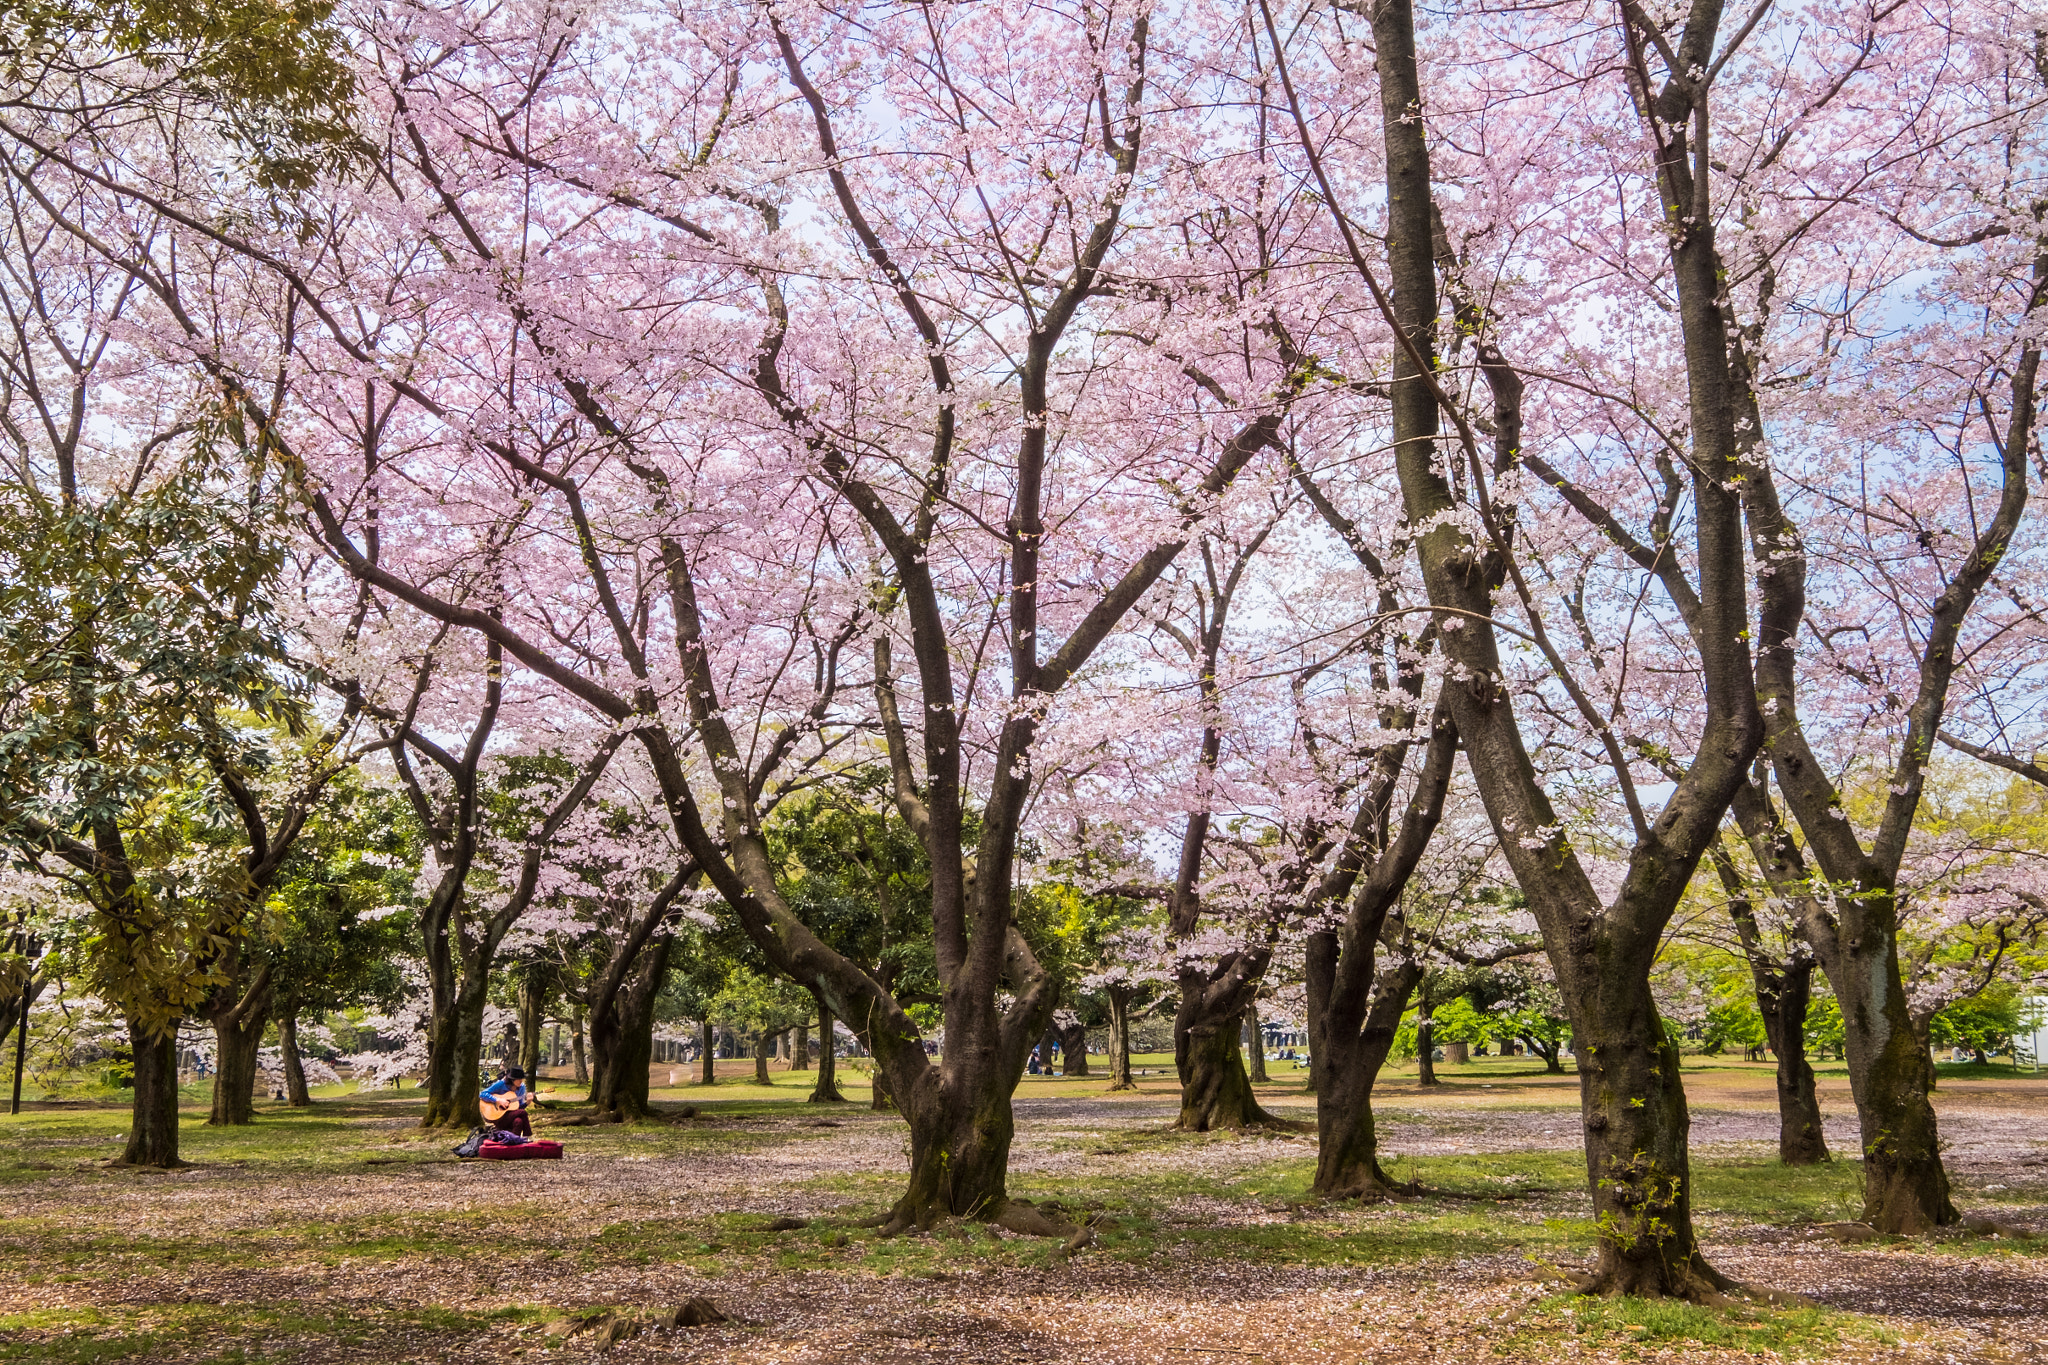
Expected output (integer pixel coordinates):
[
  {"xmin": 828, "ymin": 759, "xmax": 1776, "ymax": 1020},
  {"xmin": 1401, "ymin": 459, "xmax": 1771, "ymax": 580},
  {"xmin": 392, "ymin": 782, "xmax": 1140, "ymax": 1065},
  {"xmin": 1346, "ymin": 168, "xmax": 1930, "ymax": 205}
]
[{"xmin": 479, "ymin": 1091, "xmax": 529, "ymax": 1123}]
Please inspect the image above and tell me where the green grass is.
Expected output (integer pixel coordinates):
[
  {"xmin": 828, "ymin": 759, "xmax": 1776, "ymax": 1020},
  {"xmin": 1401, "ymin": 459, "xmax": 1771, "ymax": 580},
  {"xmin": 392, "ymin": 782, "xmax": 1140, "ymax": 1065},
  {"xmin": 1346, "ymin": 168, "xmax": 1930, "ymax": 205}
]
[
  {"xmin": 0, "ymin": 1303, "xmax": 541, "ymax": 1364},
  {"xmin": 1511, "ymin": 1293, "xmax": 1903, "ymax": 1360},
  {"xmin": 1, "ymin": 1073, "xmax": 2039, "ymax": 1361}
]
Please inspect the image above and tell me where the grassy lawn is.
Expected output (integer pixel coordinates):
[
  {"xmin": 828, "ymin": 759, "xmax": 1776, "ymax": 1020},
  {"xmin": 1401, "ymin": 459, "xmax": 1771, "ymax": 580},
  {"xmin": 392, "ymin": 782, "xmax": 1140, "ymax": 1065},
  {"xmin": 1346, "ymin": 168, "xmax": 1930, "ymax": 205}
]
[{"xmin": 0, "ymin": 1058, "xmax": 2041, "ymax": 1362}]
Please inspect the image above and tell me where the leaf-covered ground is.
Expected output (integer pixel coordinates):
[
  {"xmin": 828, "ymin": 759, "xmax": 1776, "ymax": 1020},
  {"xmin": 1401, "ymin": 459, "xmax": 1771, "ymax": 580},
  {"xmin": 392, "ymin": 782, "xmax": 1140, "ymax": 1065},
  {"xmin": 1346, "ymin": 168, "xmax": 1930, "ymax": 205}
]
[{"xmin": 2, "ymin": 1057, "xmax": 2045, "ymax": 1363}]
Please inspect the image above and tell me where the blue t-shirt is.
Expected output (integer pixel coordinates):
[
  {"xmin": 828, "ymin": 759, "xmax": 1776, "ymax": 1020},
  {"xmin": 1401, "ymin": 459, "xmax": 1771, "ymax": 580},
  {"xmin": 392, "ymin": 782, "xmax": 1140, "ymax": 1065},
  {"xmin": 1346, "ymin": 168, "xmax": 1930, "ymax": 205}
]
[{"xmin": 480, "ymin": 1077, "xmax": 527, "ymax": 1105}]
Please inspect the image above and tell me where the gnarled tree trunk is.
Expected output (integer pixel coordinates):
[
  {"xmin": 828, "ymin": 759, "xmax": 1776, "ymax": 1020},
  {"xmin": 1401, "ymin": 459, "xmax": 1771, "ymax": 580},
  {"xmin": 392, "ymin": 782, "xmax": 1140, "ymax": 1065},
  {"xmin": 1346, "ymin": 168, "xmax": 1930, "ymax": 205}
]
[{"xmin": 1175, "ymin": 1005, "xmax": 1271, "ymax": 1131}]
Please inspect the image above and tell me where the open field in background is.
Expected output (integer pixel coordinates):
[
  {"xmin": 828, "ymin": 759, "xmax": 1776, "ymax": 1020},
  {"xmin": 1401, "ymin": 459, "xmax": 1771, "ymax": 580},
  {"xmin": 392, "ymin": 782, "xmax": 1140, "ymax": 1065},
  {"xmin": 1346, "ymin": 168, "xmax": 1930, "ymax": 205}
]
[{"xmin": 1, "ymin": 1056, "xmax": 2044, "ymax": 1364}]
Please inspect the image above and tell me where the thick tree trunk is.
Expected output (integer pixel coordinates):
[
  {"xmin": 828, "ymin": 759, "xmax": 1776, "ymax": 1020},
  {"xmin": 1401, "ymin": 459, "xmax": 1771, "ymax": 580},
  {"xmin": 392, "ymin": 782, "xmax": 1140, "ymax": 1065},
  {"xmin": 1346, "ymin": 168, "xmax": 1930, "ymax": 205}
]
[
  {"xmin": 421, "ymin": 973, "xmax": 488, "ymax": 1129},
  {"xmin": 1057, "ymin": 1017, "xmax": 1089, "ymax": 1076},
  {"xmin": 1105, "ymin": 985, "xmax": 1136, "ymax": 1090},
  {"xmin": 1571, "ymin": 980, "xmax": 1729, "ymax": 1296},
  {"xmin": 278, "ymin": 1011, "xmax": 312, "ymax": 1107},
  {"xmin": 1822, "ymin": 912, "xmax": 1953, "ymax": 1229},
  {"xmin": 588, "ymin": 936, "xmax": 670, "ymax": 1119},
  {"xmin": 120, "ymin": 1020, "xmax": 184, "ymax": 1168},
  {"xmin": 810, "ymin": 1002, "xmax": 845, "ymax": 1102},
  {"xmin": 1415, "ymin": 1003, "xmax": 1437, "ymax": 1086},
  {"xmin": 793, "ymin": 1023, "xmax": 811, "ymax": 1071},
  {"xmin": 876, "ymin": 1042, "xmax": 1032, "ymax": 1232},
  {"xmin": 754, "ymin": 1030, "xmax": 772, "ymax": 1085},
  {"xmin": 1243, "ymin": 1002, "xmax": 1268, "ymax": 1083},
  {"xmin": 1755, "ymin": 961, "xmax": 1827, "ymax": 1165},
  {"xmin": 698, "ymin": 1018, "xmax": 715, "ymax": 1085},
  {"xmin": 1313, "ymin": 1042, "xmax": 1394, "ymax": 1197},
  {"xmin": 207, "ymin": 978, "xmax": 271, "ymax": 1127},
  {"xmin": 1175, "ymin": 1013, "xmax": 1273, "ymax": 1131},
  {"xmin": 1310, "ymin": 927, "xmax": 1425, "ymax": 1200}
]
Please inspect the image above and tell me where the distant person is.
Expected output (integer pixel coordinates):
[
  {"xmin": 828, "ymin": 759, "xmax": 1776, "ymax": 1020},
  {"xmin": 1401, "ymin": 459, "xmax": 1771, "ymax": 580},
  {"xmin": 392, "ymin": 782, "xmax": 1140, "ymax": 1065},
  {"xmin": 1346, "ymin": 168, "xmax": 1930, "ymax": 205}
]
[{"xmin": 480, "ymin": 1065, "xmax": 531, "ymax": 1135}]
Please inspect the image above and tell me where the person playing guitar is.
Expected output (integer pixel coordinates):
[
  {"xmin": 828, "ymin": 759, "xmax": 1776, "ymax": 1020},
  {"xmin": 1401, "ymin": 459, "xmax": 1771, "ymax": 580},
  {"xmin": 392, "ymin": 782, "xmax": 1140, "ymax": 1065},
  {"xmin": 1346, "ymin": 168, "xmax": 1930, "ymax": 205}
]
[{"xmin": 479, "ymin": 1066, "xmax": 532, "ymax": 1135}]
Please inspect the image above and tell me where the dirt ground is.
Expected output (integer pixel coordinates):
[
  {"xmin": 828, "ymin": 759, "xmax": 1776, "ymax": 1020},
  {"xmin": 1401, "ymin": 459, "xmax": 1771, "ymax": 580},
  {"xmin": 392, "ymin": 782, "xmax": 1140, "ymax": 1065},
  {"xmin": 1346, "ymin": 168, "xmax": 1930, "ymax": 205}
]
[{"xmin": 3, "ymin": 1060, "xmax": 2046, "ymax": 1364}]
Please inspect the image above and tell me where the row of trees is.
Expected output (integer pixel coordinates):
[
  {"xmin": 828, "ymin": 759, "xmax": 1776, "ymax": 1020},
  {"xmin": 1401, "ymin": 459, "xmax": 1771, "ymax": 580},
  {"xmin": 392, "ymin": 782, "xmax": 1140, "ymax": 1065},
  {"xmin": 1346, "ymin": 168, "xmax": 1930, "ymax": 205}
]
[{"xmin": 3, "ymin": 0, "xmax": 2046, "ymax": 1300}]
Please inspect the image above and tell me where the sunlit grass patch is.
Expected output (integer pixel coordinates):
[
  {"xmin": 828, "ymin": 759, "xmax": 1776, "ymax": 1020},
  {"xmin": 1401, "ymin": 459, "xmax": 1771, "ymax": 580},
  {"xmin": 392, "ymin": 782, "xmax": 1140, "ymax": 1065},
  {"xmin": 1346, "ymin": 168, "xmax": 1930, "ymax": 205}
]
[{"xmin": 1513, "ymin": 1292, "xmax": 1901, "ymax": 1360}]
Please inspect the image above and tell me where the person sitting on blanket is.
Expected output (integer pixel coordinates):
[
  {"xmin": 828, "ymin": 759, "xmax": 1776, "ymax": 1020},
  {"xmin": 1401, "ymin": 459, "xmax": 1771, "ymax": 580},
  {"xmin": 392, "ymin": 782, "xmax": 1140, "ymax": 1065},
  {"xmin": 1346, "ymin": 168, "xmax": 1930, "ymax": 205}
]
[{"xmin": 480, "ymin": 1066, "xmax": 532, "ymax": 1136}]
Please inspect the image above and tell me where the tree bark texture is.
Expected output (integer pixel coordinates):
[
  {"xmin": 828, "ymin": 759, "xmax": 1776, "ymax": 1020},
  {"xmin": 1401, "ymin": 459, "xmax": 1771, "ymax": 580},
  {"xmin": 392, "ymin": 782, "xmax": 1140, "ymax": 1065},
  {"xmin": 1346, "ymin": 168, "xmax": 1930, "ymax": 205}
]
[
  {"xmin": 793, "ymin": 1023, "xmax": 811, "ymax": 1070},
  {"xmin": 421, "ymin": 967, "xmax": 488, "ymax": 1129},
  {"xmin": 1175, "ymin": 1011, "xmax": 1270, "ymax": 1132},
  {"xmin": 754, "ymin": 1030, "xmax": 772, "ymax": 1085},
  {"xmin": 1303, "ymin": 931, "xmax": 1335, "ymax": 1094},
  {"xmin": 1243, "ymin": 1002, "xmax": 1268, "ymax": 1083},
  {"xmin": 698, "ymin": 1018, "xmax": 715, "ymax": 1085},
  {"xmin": 121, "ymin": 1020, "xmax": 184, "ymax": 1167}
]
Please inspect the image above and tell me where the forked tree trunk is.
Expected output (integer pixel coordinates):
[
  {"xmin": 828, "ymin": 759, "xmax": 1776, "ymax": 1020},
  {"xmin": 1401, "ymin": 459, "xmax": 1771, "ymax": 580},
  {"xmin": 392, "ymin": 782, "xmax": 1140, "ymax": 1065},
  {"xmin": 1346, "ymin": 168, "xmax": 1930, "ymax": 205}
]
[
  {"xmin": 698, "ymin": 1019, "xmax": 715, "ymax": 1085},
  {"xmin": 588, "ymin": 936, "xmax": 670, "ymax": 1119},
  {"xmin": 1313, "ymin": 962, "xmax": 1424, "ymax": 1200},
  {"xmin": 207, "ymin": 971, "xmax": 272, "ymax": 1127},
  {"xmin": 880, "ymin": 1033, "xmax": 1032, "ymax": 1230},
  {"xmin": 1243, "ymin": 1003, "xmax": 1268, "ymax": 1083},
  {"xmin": 810, "ymin": 1002, "xmax": 845, "ymax": 1102},
  {"xmin": 421, "ymin": 971, "xmax": 489, "ymax": 1129},
  {"xmin": 278, "ymin": 1011, "xmax": 312, "ymax": 1107},
  {"xmin": 1104, "ymin": 985, "xmax": 1136, "ymax": 1091},
  {"xmin": 120, "ymin": 1020, "xmax": 184, "ymax": 1168}
]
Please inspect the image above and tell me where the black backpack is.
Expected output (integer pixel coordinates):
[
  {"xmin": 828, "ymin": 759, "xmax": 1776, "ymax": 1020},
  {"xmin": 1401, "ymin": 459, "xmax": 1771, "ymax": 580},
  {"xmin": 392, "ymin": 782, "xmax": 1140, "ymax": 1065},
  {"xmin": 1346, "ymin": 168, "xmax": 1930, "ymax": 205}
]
[{"xmin": 452, "ymin": 1126, "xmax": 490, "ymax": 1159}]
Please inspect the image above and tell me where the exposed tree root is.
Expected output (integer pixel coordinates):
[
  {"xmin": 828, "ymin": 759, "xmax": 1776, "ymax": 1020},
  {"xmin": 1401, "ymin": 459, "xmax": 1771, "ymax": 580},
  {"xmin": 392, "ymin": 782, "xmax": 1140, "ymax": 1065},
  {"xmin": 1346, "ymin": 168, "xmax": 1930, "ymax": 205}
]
[{"xmin": 1959, "ymin": 1214, "xmax": 2036, "ymax": 1240}]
